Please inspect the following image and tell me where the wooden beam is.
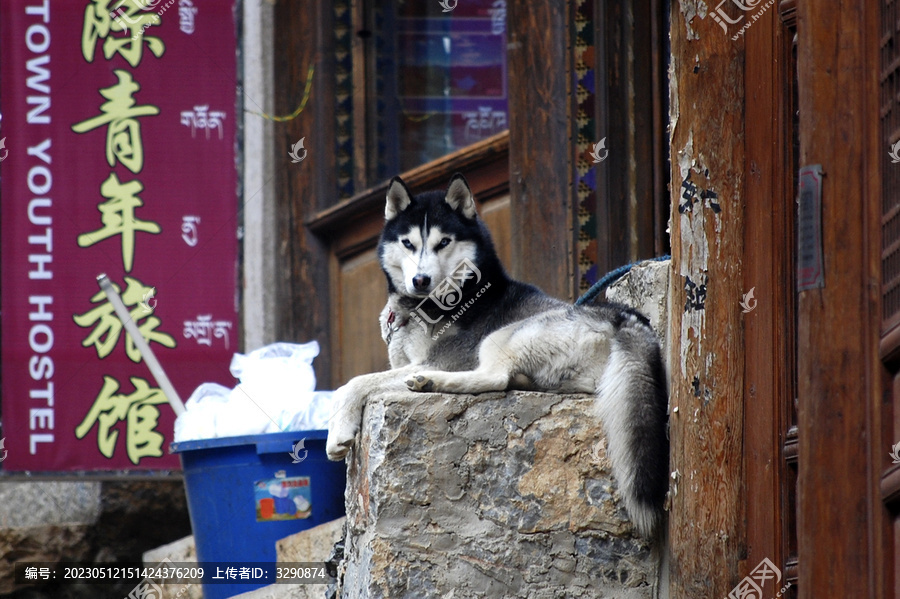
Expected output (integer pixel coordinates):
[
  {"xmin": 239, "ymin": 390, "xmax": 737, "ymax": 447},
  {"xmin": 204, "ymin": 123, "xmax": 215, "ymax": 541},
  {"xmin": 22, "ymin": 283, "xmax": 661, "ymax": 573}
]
[
  {"xmin": 506, "ymin": 0, "xmax": 573, "ymax": 300},
  {"xmin": 667, "ymin": 4, "xmax": 746, "ymax": 598},
  {"xmin": 598, "ymin": 0, "xmax": 662, "ymax": 269},
  {"xmin": 273, "ymin": 0, "xmax": 337, "ymax": 385},
  {"xmin": 307, "ymin": 132, "xmax": 510, "ymax": 238}
]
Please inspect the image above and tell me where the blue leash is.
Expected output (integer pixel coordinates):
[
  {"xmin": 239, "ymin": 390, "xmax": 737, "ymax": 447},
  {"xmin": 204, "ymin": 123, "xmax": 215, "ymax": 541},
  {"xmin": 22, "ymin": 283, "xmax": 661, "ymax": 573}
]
[{"xmin": 574, "ymin": 255, "xmax": 670, "ymax": 306}]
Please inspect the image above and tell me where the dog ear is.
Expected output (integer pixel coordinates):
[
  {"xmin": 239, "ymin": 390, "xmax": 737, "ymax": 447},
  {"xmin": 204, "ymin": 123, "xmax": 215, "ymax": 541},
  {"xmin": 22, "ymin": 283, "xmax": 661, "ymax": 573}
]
[
  {"xmin": 385, "ymin": 176, "xmax": 413, "ymax": 220},
  {"xmin": 445, "ymin": 173, "xmax": 477, "ymax": 219}
]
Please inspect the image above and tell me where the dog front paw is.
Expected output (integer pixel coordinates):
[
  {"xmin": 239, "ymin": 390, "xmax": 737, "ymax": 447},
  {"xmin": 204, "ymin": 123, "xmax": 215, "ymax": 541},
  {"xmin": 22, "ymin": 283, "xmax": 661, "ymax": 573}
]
[
  {"xmin": 326, "ymin": 418, "xmax": 358, "ymax": 461},
  {"xmin": 406, "ymin": 373, "xmax": 435, "ymax": 392},
  {"xmin": 326, "ymin": 384, "xmax": 359, "ymax": 460}
]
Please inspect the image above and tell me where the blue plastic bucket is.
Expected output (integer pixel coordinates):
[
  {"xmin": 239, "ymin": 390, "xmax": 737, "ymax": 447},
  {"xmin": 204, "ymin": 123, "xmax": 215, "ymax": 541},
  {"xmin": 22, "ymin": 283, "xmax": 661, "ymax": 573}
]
[{"xmin": 170, "ymin": 430, "xmax": 345, "ymax": 599}]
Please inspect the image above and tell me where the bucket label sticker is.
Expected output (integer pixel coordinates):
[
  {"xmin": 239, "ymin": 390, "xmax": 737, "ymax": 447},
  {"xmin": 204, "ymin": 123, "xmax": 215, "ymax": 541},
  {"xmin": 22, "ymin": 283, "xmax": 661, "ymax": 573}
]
[{"xmin": 254, "ymin": 476, "xmax": 311, "ymax": 522}]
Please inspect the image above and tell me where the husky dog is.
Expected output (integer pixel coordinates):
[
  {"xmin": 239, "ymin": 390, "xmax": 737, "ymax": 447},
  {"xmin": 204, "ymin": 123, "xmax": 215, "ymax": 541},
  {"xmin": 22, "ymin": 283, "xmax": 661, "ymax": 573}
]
[{"xmin": 326, "ymin": 174, "xmax": 669, "ymax": 537}]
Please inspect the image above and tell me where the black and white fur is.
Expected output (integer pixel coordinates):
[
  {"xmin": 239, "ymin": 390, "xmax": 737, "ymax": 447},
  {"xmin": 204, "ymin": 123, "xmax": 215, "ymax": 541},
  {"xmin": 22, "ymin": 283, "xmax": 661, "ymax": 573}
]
[{"xmin": 326, "ymin": 174, "xmax": 669, "ymax": 537}]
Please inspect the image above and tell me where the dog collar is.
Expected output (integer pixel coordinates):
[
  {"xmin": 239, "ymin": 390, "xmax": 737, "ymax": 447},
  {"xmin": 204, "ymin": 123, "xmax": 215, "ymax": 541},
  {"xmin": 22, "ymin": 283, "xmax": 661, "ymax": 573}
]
[{"xmin": 386, "ymin": 310, "xmax": 408, "ymax": 344}]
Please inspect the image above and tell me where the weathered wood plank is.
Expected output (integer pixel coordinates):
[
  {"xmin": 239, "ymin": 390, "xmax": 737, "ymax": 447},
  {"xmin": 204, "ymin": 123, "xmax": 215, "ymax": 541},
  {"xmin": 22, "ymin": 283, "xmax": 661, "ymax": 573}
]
[
  {"xmin": 597, "ymin": 0, "xmax": 664, "ymax": 270},
  {"xmin": 795, "ymin": 1, "xmax": 884, "ymax": 596},
  {"xmin": 273, "ymin": 0, "xmax": 336, "ymax": 385},
  {"xmin": 507, "ymin": 1, "xmax": 573, "ymax": 300},
  {"xmin": 667, "ymin": 3, "xmax": 746, "ymax": 597}
]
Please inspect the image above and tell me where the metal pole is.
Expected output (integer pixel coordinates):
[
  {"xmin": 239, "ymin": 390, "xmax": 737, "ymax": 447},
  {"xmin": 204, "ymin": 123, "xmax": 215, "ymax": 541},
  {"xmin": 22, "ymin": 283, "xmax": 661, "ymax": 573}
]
[{"xmin": 96, "ymin": 273, "xmax": 186, "ymax": 416}]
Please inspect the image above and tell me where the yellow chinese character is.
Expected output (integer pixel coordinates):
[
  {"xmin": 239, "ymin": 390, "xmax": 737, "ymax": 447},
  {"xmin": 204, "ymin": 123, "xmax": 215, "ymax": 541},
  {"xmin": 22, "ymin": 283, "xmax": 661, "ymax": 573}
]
[
  {"xmin": 72, "ymin": 70, "xmax": 160, "ymax": 173},
  {"xmin": 73, "ymin": 276, "xmax": 176, "ymax": 362},
  {"xmin": 77, "ymin": 173, "xmax": 161, "ymax": 272},
  {"xmin": 75, "ymin": 376, "xmax": 167, "ymax": 464},
  {"xmin": 82, "ymin": 0, "xmax": 165, "ymax": 67}
]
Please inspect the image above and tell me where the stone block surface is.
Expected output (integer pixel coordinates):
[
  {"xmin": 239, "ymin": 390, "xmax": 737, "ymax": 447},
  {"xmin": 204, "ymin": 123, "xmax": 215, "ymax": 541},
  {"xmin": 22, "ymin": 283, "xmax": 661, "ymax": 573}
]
[
  {"xmin": 275, "ymin": 516, "xmax": 345, "ymax": 563},
  {"xmin": 339, "ymin": 390, "xmax": 660, "ymax": 599},
  {"xmin": 2, "ymin": 480, "xmax": 192, "ymax": 596},
  {"xmin": 606, "ymin": 258, "xmax": 670, "ymax": 355},
  {"xmin": 232, "ymin": 517, "xmax": 346, "ymax": 599},
  {"xmin": 142, "ymin": 535, "xmax": 202, "ymax": 599}
]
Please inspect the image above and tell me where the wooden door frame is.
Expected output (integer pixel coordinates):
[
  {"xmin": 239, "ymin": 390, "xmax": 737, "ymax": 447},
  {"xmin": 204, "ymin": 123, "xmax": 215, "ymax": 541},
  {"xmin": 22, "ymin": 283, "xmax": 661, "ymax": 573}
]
[
  {"xmin": 271, "ymin": 0, "xmax": 670, "ymax": 384},
  {"xmin": 742, "ymin": 0, "xmax": 794, "ymax": 587}
]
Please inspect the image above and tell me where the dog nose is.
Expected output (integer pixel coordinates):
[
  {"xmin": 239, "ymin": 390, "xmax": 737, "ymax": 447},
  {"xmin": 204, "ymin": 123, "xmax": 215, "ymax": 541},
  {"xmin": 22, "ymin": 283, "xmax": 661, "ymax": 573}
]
[{"xmin": 412, "ymin": 274, "xmax": 431, "ymax": 291}]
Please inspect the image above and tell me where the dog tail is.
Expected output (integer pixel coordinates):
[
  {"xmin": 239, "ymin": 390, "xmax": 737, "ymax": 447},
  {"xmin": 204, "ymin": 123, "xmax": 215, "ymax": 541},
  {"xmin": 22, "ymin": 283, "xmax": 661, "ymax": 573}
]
[{"xmin": 594, "ymin": 314, "xmax": 669, "ymax": 538}]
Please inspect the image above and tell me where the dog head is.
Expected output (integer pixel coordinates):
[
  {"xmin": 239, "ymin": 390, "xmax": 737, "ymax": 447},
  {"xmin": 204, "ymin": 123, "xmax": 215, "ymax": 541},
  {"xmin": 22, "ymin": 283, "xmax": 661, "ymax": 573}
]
[{"xmin": 379, "ymin": 174, "xmax": 484, "ymax": 297}]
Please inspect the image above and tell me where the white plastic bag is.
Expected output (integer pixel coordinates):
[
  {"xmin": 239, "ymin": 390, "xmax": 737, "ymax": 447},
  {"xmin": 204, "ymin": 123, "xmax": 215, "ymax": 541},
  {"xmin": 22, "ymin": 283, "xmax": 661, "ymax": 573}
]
[
  {"xmin": 286, "ymin": 391, "xmax": 334, "ymax": 431},
  {"xmin": 229, "ymin": 342, "xmax": 320, "ymax": 391},
  {"xmin": 229, "ymin": 341, "xmax": 320, "ymax": 432},
  {"xmin": 174, "ymin": 341, "xmax": 332, "ymax": 442},
  {"xmin": 173, "ymin": 383, "xmax": 232, "ymax": 442}
]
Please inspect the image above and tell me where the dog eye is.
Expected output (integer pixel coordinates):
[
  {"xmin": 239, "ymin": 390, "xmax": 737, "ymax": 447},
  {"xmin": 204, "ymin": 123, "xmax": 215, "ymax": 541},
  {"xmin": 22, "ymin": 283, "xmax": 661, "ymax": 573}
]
[
  {"xmin": 401, "ymin": 239, "xmax": 415, "ymax": 250},
  {"xmin": 436, "ymin": 238, "xmax": 451, "ymax": 249}
]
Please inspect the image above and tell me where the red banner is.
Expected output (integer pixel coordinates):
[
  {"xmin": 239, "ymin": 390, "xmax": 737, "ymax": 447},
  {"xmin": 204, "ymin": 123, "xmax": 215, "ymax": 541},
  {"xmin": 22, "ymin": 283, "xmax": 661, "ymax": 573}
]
[{"xmin": 1, "ymin": 0, "xmax": 240, "ymax": 471}]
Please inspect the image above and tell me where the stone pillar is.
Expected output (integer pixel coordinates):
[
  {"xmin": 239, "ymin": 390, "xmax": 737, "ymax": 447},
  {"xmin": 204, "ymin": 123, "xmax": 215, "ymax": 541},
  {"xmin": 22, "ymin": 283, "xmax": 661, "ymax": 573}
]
[{"xmin": 339, "ymin": 390, "xmax": 659, "ymax": 599}]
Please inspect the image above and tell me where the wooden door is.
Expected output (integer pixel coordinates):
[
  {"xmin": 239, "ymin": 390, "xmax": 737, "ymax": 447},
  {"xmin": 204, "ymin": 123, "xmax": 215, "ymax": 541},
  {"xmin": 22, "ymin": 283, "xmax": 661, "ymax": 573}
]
[
  {"xmin": 672, "ymin": 0, "xmax": 886, "ymax": 596},
  {"xmin": 794, "ymin": 0, "xmax": 885, "ymax": 596},
  {"xmin": 745, "ymin": 1, "xmax": 887, "ymax": 595},
  {"xmin": 272, "ymin": 0, "xmax": 514, "ymax": 388}
]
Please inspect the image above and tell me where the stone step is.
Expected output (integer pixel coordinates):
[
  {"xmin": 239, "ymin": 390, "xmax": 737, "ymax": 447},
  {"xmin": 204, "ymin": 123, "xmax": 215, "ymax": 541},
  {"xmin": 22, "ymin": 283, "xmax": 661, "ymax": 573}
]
[
  {"xmin": 232, "ymin": 517, "xmax": 344, "ymax": 599},
  {"xmin": 142, "ymin": 517, "xmax": 344, "ymax": 599},
  {"xmin": 143, "ymin": 534, "xmax": 203, "ymax": 599}
]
